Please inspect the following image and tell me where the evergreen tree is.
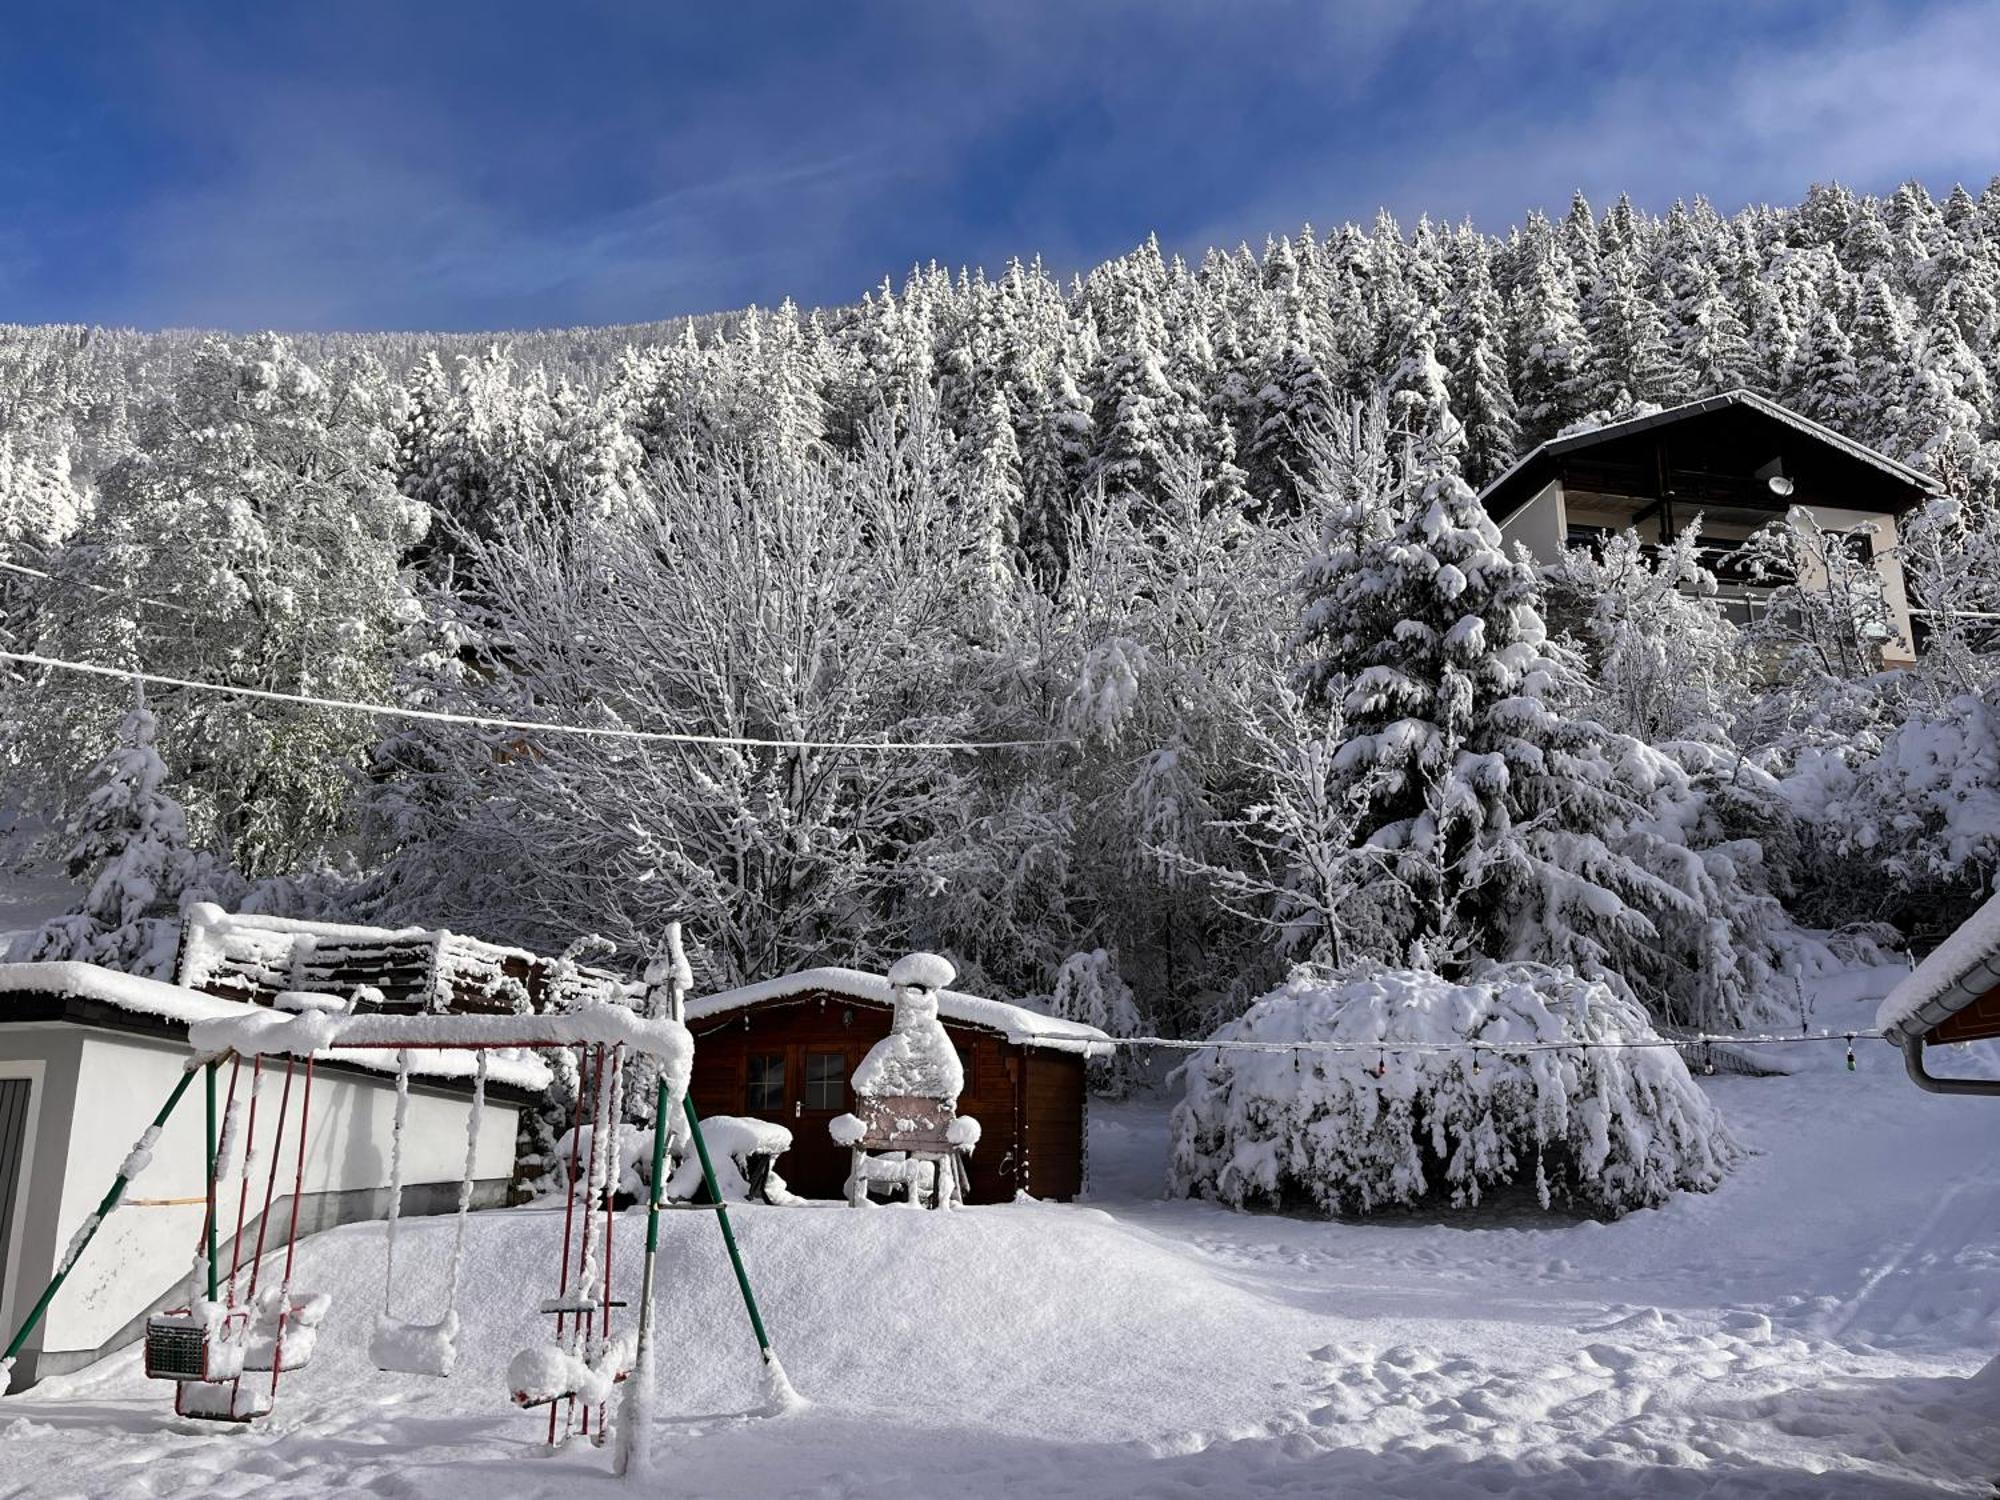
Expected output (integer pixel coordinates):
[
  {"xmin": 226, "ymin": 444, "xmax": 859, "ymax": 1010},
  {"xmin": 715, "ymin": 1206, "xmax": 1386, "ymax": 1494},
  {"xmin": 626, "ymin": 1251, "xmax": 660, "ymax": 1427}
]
[
  {"xmin": 15, "ymin": 688, "xmax": 229, "ymax": 976},
  {"xmin": 1296, "ymin": 454, "xmax": 1682, "ymax": 978},
  {"xmin": 1583, "ymin": 248, "xmax": 1678, "ymax": 408},
  {"xmin": 1785, "ymin": 307, "xmax": 1863, "ymax": 435},
  {"xmin": 1509, "ymin": 253, "xmax": 1597, "ymax": 444},
  {"xmin": 1249, "ymin": 311, "xmax": 1338, "ymax": 514},
  {"xmin": 1849, "ymin": 272, "xmax": 1916, "ymax": 449},
  {"xmin": 1666, "ymin": 259, "xmax": 1754, "ymax": 395},
  {"xmin": 1443, "ymin": 233, "xmax": 1520, "ymax": 489}
]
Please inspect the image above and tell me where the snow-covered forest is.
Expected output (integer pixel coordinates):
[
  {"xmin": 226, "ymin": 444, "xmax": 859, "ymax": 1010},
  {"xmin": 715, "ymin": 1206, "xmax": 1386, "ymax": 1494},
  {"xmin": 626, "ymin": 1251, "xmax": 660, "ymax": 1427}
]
[{"xmin": 6, "ymin": 178, "xmax": 2000, "ymax": 1047}]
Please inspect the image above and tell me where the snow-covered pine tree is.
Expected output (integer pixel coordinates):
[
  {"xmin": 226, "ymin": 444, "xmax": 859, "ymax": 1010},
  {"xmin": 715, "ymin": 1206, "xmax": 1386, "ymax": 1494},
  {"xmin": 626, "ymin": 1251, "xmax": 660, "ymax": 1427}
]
[
  {"xmin": 1248, "ymin": 311, "xmax": 1338, "ymax": 515},
  {"xmin": 1047, "ymin": 948, "xmax": 1145, "ymax": 1096},
  {"xmin": 1442, "ymin": 232, "xmax": 1520, "ymax": 490},
  {"xmin": 1788, "ymin": 308, "xmax": 1865, "ymax": 432},
  {"xmin": 1850, "ymin": 271, "xmax": 1917, "ymax": 450},
  {"xmin": 1295, "ymin": 444, "xmax": 1686, "ymax": 983},
  {"xmin": 1665, "ymin": 258, "xmax": 1754, "ymax": 397},
  {"xmin": 1381, "ymin": 290, "xmax": 1463, "ymax": 464},
  {"xmin": 15, "ymin": 687, "xmax": 229, "ymax": 976},
  {"xmin": 1582, "ymin": 247, "xmax": 1680, "ymax": 410},
  {"xmin": 1508, "ymin": 252, "xmax": 1596, "ymax": 446}
]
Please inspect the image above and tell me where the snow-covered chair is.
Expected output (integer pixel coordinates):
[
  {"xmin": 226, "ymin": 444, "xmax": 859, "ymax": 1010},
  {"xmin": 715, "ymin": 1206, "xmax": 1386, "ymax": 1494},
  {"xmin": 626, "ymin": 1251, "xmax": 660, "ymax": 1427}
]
[
  {"xmin": 830, "ymin": 953, "xmax": 981, "ymax": 1209},
  {"xmin": 663, "ymin": 1116, "xmax": 800, "ymax": 1205}
]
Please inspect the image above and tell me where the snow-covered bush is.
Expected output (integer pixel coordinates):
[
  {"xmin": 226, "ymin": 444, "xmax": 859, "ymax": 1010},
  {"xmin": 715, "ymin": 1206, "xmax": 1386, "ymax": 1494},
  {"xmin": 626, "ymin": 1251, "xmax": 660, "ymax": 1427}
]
[{"xmin": 1168, "ymin": 963, "xmax": 1737, "ymax": 1218}]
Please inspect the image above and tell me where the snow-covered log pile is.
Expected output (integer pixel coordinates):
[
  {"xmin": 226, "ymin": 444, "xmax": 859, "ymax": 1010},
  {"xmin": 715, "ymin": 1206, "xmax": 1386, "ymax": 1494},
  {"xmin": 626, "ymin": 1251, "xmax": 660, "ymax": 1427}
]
[
  {"xmin": 177, "ymin": 903, "xmax": 631, "ymax": 1015},
  {"xmin": 1169, "ymin": 963, "xmax": 1738, "ymax": 1218}
]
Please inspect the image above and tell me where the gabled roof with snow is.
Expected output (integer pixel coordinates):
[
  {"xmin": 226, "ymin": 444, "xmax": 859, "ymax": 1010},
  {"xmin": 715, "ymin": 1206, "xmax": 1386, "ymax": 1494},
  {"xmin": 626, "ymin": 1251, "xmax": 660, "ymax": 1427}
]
[
  {"xmin": 1878, "ymin": 893, "xmax": 2000, "ymax": 1044},
  {"xmin": 0, "ymin": 960, "xmax": 551, "ymax": 1092},
  {"xmin": 684, "ymin": 966, "xmax": 1113, "ymax": 1056},
  {"xmin": 1479, "ymin": 389, "xmax": 1942, "ymax": 524}
]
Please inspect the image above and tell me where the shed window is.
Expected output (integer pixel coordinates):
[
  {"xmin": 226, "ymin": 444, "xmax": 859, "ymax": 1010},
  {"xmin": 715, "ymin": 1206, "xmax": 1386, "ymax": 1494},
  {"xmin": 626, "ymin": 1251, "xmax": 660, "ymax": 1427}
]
[
  {"xmin": 747, "ymin": 1053, "xmax": 786, "ymax": 1113},
  {"xmin": 804, "ymin": 1052, "xmax": 846, "ymax": 1111}
]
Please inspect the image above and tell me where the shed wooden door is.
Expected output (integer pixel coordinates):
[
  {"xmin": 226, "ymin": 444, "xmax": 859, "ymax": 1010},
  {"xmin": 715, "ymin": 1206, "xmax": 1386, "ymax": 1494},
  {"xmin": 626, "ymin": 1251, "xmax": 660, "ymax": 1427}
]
[{"xmin": 783, "ymin": 1044, "xmax": 859, "ymax": 1198}]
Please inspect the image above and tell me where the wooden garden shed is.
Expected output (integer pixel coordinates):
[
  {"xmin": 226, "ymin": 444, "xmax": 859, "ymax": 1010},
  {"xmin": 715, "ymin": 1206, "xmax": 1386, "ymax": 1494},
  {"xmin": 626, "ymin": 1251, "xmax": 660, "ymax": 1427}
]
[
  {"xmin": 682, "ymin": 968, "xmax": 1111, "ymax": 1204},
  {"xmin": 1879, "ymin": 892, "xmax": 2000, "ymax": 1096}
]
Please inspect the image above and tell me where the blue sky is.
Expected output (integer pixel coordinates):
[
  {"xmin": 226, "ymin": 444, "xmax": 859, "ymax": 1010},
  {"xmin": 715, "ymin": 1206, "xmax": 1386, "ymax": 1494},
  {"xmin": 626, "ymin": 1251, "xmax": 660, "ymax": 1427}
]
[{"xmin": 2, "ymin": 0, "xmax": 1997, "ymax": 332}]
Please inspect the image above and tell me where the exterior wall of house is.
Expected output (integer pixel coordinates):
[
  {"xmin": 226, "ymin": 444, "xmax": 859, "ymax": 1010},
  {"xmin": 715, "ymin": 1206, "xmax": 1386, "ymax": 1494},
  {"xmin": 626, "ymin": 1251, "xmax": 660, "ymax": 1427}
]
[
  {"xmin": 0, "ymin": 1028, "xmax": 80, "ymax": 1356},
  {"xmin": 1494, "ymin": 478, "xmax": 1566, "ymax": 558},
  {"xmin": 0, "ymin": 1020, "xmax": 520, "ymax": 1381},
  {"xmin": 1795, "ymin": 503, "xmax": 1917, "ymax": 667},
  {"xmin": 1497, "ymin": 479, "xmax": 1917, "ymax": 671}
]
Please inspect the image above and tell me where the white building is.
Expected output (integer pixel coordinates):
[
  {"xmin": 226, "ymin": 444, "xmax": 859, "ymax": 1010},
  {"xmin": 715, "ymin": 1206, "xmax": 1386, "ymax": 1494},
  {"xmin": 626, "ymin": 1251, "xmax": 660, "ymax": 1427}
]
[
  {"xmin": 0, "ymin": 961, "xmax": 540, "ymax": 1391},
  {"xmin": 1480, "ymin": 390, "xmax": 1942, "ymax": 667}
]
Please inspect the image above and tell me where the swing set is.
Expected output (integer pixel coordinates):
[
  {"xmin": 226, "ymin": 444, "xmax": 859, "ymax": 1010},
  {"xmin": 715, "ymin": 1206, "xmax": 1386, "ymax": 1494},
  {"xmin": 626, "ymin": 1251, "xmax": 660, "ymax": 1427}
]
[{"xmin": 3, "ymin": 949, "xmax": 785, "ymax": 1469}]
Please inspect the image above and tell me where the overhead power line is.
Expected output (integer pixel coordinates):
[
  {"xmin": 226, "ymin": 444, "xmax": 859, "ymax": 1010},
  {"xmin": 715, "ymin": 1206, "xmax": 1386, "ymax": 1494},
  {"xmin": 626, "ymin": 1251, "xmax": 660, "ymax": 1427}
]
[{"xmin": 0, "ymin": 648, "xmax": 1072, "ymax": 754}]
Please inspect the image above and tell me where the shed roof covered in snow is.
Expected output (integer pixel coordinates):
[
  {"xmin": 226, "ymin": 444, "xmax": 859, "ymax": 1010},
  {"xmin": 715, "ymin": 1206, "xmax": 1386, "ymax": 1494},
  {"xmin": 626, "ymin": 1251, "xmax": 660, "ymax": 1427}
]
[
  {"xmin": 0, "ymin": 960, "xmax": 550, "ymax": 1094},
  {"xmin": 685, "ymin": 966, "xmax": 1112, "ymax": 1055},
  {"xmin": 1877, "ymin": 892, "xmax": 2000, "ymax": 1047}
]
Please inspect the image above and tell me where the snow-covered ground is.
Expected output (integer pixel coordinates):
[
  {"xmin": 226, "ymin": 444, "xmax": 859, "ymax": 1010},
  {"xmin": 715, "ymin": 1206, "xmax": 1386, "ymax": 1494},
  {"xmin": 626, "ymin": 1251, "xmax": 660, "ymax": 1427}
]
[{"xmin": 6, "ymin": 968, "xmax": 2000, "ymax": 1497}]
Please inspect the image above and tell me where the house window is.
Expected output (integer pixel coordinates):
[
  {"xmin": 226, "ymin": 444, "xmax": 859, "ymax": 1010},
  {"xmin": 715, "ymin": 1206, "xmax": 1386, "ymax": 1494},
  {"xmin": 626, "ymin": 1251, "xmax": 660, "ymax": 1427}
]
[
  {"xmin": 747, "ymin": 1054, "xmax": 786, "ymax": 1113},
  {"xmin": 804, "ymin": 1052, "xmax": 846, "ymax": 1111}
]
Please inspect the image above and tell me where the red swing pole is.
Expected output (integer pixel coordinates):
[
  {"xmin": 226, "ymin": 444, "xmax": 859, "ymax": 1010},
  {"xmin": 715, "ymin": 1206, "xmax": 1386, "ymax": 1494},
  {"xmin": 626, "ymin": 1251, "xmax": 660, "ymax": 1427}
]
[
  {"xmin": 266, "ymin": 1058, "xmax": 317, "ymax": 1402},
  {"xmin": 596, "ymin": 1043, "xmax": 624, "ymax": 1439},
  {"xmin": 575, "ymin": 1043, "xmax": 609, "ymax": 1440},
  {"xmin": 549, "ymin": 1042, "xmax": 592, "ymax": 1446}
]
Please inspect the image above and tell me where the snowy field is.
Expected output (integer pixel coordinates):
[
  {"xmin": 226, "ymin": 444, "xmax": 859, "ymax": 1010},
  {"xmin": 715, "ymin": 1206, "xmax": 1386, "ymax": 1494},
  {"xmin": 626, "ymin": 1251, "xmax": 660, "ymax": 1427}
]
[{"xmin": 6, "ymin": 970, "xmax": 2000, "ymax": 1498}]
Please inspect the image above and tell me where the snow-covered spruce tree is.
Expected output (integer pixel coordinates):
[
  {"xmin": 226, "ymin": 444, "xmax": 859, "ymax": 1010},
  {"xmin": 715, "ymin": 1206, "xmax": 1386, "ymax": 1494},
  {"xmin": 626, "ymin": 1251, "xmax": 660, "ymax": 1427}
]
[
  {"xmin": 1047, "ymin": 948, "xmax": 1145, "ymax": 1097},
  {"xmin": 1508, "ymin": 251, "xmax": 1597, "ymax": 446},
  {"xmin": 1168, "ymin": 964, "xmax": 1737, "ymax": 1218},
  {"xmin": 1441, "ymin": 231, "xmax": 1520, "ymax": 490},
  {"xmin": 1294, "ymin": 448, "xmax": 1689, "ymax": 986},
  {"xmin": 14, "ymin": 688, "xmax": 232, "ymax": 976}
]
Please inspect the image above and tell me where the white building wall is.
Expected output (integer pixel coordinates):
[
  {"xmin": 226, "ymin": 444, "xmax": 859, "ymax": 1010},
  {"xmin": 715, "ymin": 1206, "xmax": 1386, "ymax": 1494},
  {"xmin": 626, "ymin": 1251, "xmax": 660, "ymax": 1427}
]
[
  {"xmin": 7, "ymin": 1023, "xmax": 521, "ymax": 1358},
  {"xmin": 1796, "ymin": 503, "xmax": 1918, "ymax": 667},
  {"xmin": 1494, "ymin": 479, "xmax": 1566, "ymax": 560}
]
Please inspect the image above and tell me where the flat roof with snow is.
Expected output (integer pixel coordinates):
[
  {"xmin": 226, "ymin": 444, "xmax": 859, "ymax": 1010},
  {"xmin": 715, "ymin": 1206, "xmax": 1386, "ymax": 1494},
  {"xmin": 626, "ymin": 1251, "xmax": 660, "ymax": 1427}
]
[
  {"xmin": 0, "ymin": 960, "xmax": 551, "ymax": 1094},
  {"xmin": 684, "ymin": 966, "xmax": 1112, "ymax": 1055}
]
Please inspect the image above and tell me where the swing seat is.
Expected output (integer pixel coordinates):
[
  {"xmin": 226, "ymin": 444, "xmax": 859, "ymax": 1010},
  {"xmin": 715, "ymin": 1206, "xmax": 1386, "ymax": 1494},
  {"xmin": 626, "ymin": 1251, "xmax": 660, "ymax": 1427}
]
[
  {"xmin": 144, "ymin": 1308, "xmax": 249, "ymax": 1384},
  {"xmin": 242, "ymin": 1288, "xmax": 332, "ymax": 1373},
  {"xmin": 538, "ymin": 1295, "xmax": 628, "ymax": 1316},
  {"xmin": 506, "ymin": 1339, "xmax": 633, "ymax": 1409},
  {"xmin": 371, "ymin": 1310, "xmax": 462, "ymax": 1378},
  {"xmin": 174, "ymin": 1378, "xmax": 273, "ymax": 1423}
]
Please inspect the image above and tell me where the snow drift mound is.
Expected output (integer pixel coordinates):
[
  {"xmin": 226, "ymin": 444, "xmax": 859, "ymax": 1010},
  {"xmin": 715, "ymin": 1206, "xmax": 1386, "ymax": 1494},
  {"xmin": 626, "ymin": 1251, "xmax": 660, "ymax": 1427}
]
[
  {"xmin": 195, "ymin": 1195, "xmax": 1309, "ymax": 1443},
  {"xmin": 1170, "ymin": 963, "xmax": 1738, "ymax": 1218}
]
